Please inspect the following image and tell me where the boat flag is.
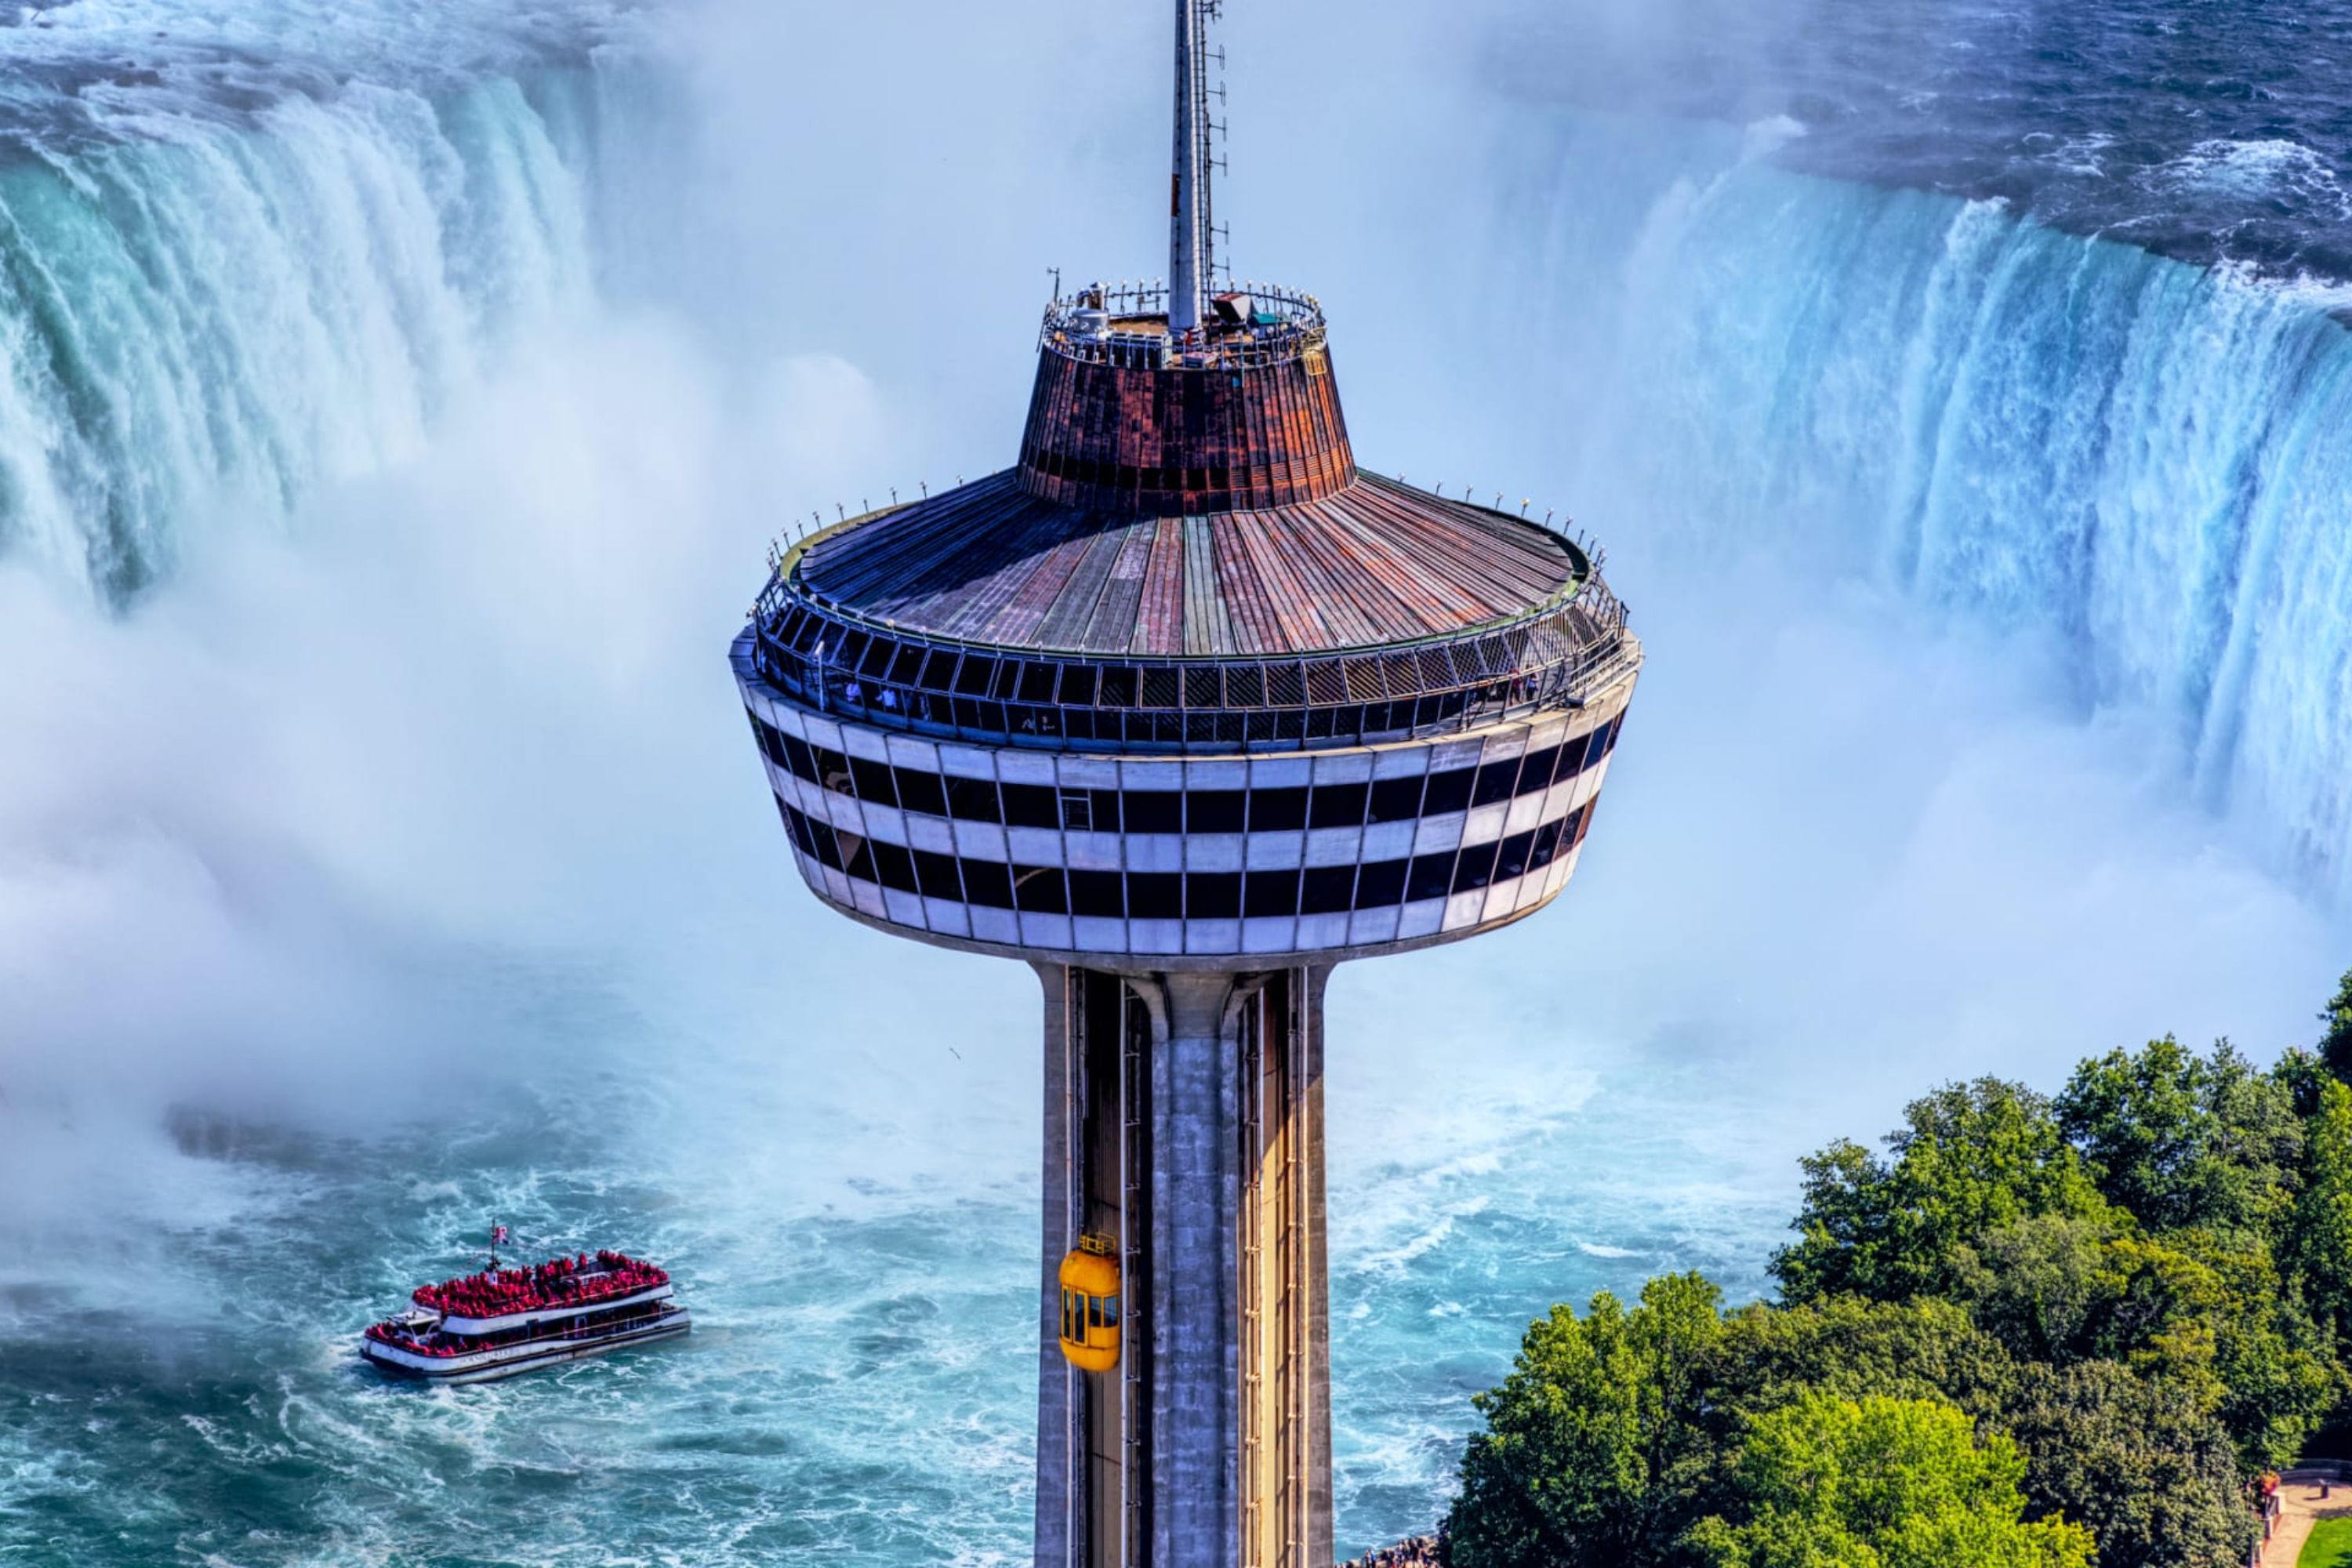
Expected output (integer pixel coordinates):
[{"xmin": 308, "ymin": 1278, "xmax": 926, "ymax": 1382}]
[{"xmin": 492, "ymin": 1224, "xmax": 510, "ymax": 1246}]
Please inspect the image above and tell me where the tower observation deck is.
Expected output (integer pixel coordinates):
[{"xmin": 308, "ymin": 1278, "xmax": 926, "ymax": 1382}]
[{"xmin": 728, "ymin": 7, "xmax": 1642, "ymax": 1564}]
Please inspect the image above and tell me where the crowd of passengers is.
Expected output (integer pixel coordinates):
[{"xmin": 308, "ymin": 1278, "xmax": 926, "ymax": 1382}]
[
  {"xmin": 1341, "ymin": 1532, "xmax": 1446, "ymax": 1567},
  {"xmin": 410, "ymin": 1250, "xmax": 666, "ymax": 1319},
  {"xmin": 365, "ymin": 1300, "xmax": 670, "ymax": 1358}
]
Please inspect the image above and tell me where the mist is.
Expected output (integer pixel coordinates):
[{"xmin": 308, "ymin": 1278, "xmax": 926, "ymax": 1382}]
[{"xmin": 0, "ymin": 0, "xmax": 2344, "ymax": 1550}]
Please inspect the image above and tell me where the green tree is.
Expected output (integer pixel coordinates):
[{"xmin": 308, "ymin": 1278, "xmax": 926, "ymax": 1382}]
[
  {"xmin": 1687, "ymin": 1393, "xmax": 2096, "ymax": 1568},
  {"xmin": 2319, "ymin": 969, "xmax": 2352, "ymax": 1083},
  {"xmin": 1996, "ymin": 1359, "xmax": 2253, "ymax": 1568},
  {"xmin": 2053, "ymin": 1039, "xmax": 2301, "ymax": 1238},
  {"xmin": 1446, "ymin": 1273, "xmax": 1725, "ymax": 1568},
  {"xmin": 1711, "ymin": 1295, "xmax": 2018, "ymax": 1423},
  {"xmin": 2293, "ymin": 1077, "xmax": 2352, "ymax": 1345},
  {"xmin": 1774, "ymin": 1080, "xmax": 2107, "ymax": 1305}
]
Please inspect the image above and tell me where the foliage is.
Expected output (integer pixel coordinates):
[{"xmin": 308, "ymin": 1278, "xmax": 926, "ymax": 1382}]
[
  {"xmin": 1772, "ymin": 1079, "xmax": 2105, "ymax": 1305},
  {"xmin": 1686, "ymin": 1393, "xmax": 2095, "ymax": 1568},
  {"xmin": 1995, "ymin": 1359, "xmax": 2252, "ymax": 1568},
  {"xmin": 1446, "ymin": 1274, "xmax": 1723, "ymax": 1568},
  {"xmin": 2319, "ymin": 968, "xmax": 2352, "ymax": 1084},
  {"xmin": 2053, "ymin": 1037, "xmax": 2301, "ymax": 1238},
  {"xmin": 1451, "ymin": 992, "xmax": 2352, "ymax": 1568}
]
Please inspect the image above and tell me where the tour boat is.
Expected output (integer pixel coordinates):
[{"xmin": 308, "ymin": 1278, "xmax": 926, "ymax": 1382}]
[{"xmin": 361, "ymin": 1249, "xmax": 689, "ymax": 1384}]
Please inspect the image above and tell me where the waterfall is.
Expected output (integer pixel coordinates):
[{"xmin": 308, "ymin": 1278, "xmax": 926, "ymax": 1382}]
[
  {"xmin": 1493, "ymin": 112, "xmax": 2352, "ymax": 891},
  {"xmin": 0, "ymin": 65, "xmax": 632, "ymax": 601}
]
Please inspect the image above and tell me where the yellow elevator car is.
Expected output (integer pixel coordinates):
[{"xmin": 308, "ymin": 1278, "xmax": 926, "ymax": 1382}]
[{"xmin": 1058, "ymin": 1233, "xmax": 1120, "ymax": 1371}]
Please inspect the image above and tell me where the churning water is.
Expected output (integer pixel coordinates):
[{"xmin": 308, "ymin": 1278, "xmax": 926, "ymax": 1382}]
[{"xmin": 3, "ymin": 0, "xmax": 2351, "ymax": 1562}]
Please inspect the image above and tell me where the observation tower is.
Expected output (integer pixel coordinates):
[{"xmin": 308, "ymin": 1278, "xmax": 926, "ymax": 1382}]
[{"xmin": 729, "ymin": 5, "xmax": 1643, "ymax": 1564}]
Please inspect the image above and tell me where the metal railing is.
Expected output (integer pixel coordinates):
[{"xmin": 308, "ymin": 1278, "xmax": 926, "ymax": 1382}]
[{"xmin": 1040, "ymin": 280, "xmax": 1329, "ymax": 371}]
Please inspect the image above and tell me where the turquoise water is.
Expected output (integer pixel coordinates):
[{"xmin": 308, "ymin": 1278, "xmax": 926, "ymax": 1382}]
[{"xmin": 2, "ymin": 2, "xmax": 2350, "ymax": 1563}]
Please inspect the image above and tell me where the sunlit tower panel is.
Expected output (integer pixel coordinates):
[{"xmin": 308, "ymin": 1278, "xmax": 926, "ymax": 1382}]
[{"xmin": 728, "ymin": 5, "xmax": 1644, "ymax": 1564}]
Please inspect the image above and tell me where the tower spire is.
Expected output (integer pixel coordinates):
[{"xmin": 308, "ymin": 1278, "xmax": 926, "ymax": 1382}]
[{"xmin": 1169, "ymin": 0, "xmax": 1216, "ymax": 335}]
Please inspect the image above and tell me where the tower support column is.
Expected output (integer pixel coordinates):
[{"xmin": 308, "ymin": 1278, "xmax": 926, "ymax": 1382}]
[{"xmin": 1034, "ymin": 964, "xmax": 1331, "ymax": 1568}]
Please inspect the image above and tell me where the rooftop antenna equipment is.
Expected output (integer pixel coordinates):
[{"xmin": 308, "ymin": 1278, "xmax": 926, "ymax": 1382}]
[{"xmin": 1170, "ymin": 0, "xmax": 1223, "ymax": 334}]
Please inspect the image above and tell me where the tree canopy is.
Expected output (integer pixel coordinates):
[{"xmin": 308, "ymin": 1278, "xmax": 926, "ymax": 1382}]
[{"xmin": 1446, "ymin": 996, "xmax": 2352, "ymax": 1568}]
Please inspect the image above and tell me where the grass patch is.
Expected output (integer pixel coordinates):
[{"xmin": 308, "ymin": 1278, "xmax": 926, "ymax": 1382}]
[{"xmin": 2301, "ymin": 1517, "xmax": 2352, "ymax": 1567}]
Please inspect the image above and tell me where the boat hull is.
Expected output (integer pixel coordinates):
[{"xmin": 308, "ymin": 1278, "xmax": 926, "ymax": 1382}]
[{"xmin": 361, "ymin": 1308, "xmax": 691, "ymax": 1385}]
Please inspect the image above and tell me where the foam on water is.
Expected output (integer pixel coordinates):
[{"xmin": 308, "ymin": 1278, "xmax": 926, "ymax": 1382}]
[{"xmin": 2, "ymin": 4, "xmax": 2352, "ymax": 1563}]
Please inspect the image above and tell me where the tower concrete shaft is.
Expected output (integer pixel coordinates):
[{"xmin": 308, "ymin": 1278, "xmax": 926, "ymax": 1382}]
[{"xmin": 1036, "ymin": 964, "xmax": 1333, "ymax": 1568}]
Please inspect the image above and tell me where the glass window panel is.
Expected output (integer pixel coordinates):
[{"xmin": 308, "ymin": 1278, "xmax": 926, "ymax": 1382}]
[
  {"xmin": 1304, "ymin": 660, "xmax": 1346, "ymax": 705},
  {"xmin": 1381, "ymin": 653, "xmax": 1419, "ymax": 696},
  {"xmin": 1406, "ymin": 852, "xmax": 1457, "ymax": 902},
  {"xmin": 946, "ymin": 775, "xmax": 1001, "ymax": 823},
  {"xmin": 1494, "ymin": 829, "xmax": 1537, "ymax": 883},
  {"xmin": 871, "ymin": 842, "xmax": 918, "ymax": 895},
  {"xmin": 1273, "ymin": 712, "xmax": 1306, "ymax": 742},
  {"xmin": 1308, "ymin": 781, "xmax": 1368, "ymax": 829},
  {"xmin": 1069, "ymin": 870, "xmax": 1124, "ymax": 918},
  {"xmin": 913, "ymin": 849, "xmax": 964, "ymax": 901},
  {"xmin": 1265, "ymin": 663, "xmax": 1306, "ymax": 706},
  {"xmin": 1123, "ymin": 789, "xmax": 1182, "ymax": 835},
  {"xmin": 849, "ymin": 757, "xmax": 898, "ymax": 808},
  {"xmin": 1226, "ymin": 666, "xmax": 1265, "ymax": 707},
  {"xmin": 1244, "ymin": 869, "xmax": 1301, "ymax": 918},
  {"xmin": 1127, "ymin": 873, "xmax": 1183, "ymax": 920},
  {"xmin": 1186, "ymin": 790, "xmax": 1247, "ymax": 834},
  {"xmin": 896, "ymin": 767, "xmax": 950, "ymax": 817},
  {"xmin": 1000, "ymin": 782, "xmax": 1059, "ymax": 829},
  {"xmin": 1301, "ymin": 864, "xmax": 1358, "ymax": 914},
  {"xmin": 1185, "ymin": 667, "xmax": 1222, "ymax": 709},
  {"xmin": 1089, "ymin": 790, "xmax": 1124, "ymax": 833},
  {"xmin": 1248, "ymin": 787, "xmax": 1308, "ymax": 832},
  {"xmin": 781, "ymin": 733, "xmax": 816, "ymax": 782},
  {"xmin": 1472, "ymin": 759, "xmax": 1519, "ymax": 808},
  {"xmin": 1142, "ymin": 667, "xmax": 1181, "ymax": 709},
  {"xmin": 1305, "ymin": 708, "xmax": 1340, "ymax": 741},
  {"xmin": 1451, "ymin": 840, "xmax": 1499, "ymax": 895},
  {"xmin": 815, "ymin": 748, "xmax": 855, "ymax": 797},
  {"xmin": 1188, "ymin": 872, "xmax": 1241, "ymax": 920},
  {"xmin": 1529, "ymin": 819, "xmax": 1566, "ymax": 870},
  {"xmin": 960, "ymin": 858, "xmax": 1014, "ymax": 908},
  {"xmin": 1367, "ymin": 775, "xmax": 1426, "ymax": 825},
  {"xmin": 1061, "ymin": 665, "xmax": 1099, "ymax": 706},
  {"xmin": 975, "ymin": 700, "xmax": 1009, "ymax": 735},
  {"xmin": 1518, "ymin": 748, "xmax": 1560, "ymax": 795},
  {"xmin": 1098, "ymin": 666, "xmax": 1138, "ymax": 706},
  {"xmin": 888, "ymin": 644, "xmax": 926, "ymax": 684},
  {"xmin": 1417, "ymin": 648, "xmax": 1455, "ymax": 691},
  {"xmin": 953, "ymin": 657, "xmax": 997, "ymax": 696},
  {"xmin": 808, "ymin": 818, "xmax": 844, "ymax": 871},
  {"xmin": 1012, "ymin": 865, "xmax": 1069, "ymax": 914},
  {"xmin": 1247, "ymin": 712, "xmax": 1280, "ymax": 743},
  {"xmin": 1352, "ymin": 858, "xmax": 1406, "ymax": 908},
  {"xmin": 838, "ymin": 630, "xmax": 871, "ymax": 670},
  {"xmin": 1185, "ymin": 712, "xmax": 1219, "ymax": 745},
  {"xmin": 992, "ymin": 661, "xmax": 1025, "ymax": 700},
  {"xmin": 919, "ymin": 649, "xmax": 961, "ymax": 690},
  {"xmin": 1018, "ymin": 662, "xmax": 1058, "ymax": 703}
]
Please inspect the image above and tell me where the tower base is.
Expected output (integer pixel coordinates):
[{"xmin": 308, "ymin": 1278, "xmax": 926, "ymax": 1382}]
[{"xmin": 1033, "ymin": 963, "xmax": 1333, "ymax": 1568}]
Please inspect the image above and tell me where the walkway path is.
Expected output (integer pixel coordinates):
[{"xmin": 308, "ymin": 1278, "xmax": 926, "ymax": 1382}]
[{"xmin": 2263, "ymin": 1469, "xmax": 2352, "ymax": 1566}]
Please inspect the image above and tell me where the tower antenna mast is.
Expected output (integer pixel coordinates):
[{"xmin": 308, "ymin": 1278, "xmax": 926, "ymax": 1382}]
[{"xmin": 1169, "ymin": 0, "xmax": 1221, "ymax": 335}]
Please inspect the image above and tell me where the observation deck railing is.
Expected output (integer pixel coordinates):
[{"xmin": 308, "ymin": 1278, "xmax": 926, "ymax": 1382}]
[
  {"xmin": 742, "ymin": 492, "xmax": 1639, "ymax": 757},
  {"xmin": 1040, "ymin": 281, "xmax": 1328, "ymax": 371}
]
